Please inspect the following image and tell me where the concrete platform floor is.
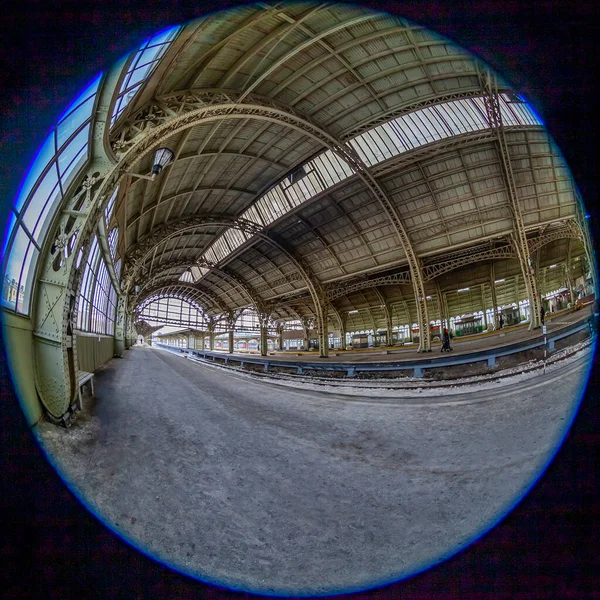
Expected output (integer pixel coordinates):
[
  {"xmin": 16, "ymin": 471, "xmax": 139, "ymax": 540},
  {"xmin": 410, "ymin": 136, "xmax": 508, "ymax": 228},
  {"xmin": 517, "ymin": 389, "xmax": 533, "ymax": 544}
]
[
  {"xmin": 208, "ymin": 306, "xmax": 591, "ymax": 364},
  {"xmin": 36, "ymin": 342, "xmax": 593, "ymax": 596}
]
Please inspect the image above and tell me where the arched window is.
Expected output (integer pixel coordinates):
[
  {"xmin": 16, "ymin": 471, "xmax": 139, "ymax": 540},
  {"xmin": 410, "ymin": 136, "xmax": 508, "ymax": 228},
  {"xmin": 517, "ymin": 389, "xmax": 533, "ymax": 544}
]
[
  {"xmin": 2, "ymin": 73, "xmax": 103, "ymax": 314},
  {"xmin": 110, "ymin": 26, "xmax": 180, "ymax": 126},
  {"xmin": 77, "ymin": 235, "xmax": 118, "ymax": 335},
  {"xmin": 137, "ymin": 296, "xmax": 208, "ymax": 329}
]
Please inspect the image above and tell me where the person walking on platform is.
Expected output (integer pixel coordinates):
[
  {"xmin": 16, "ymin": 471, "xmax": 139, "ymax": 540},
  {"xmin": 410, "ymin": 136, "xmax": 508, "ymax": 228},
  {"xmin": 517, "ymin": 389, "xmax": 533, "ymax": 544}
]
[
  {"xmin": 441, "ymin": 328, "xmax": 452, "ymax": 352},
  {"xmin": 540, "ymin": 305, "xmax": 546, "ymax": 325},
  {"xmin": 499, "ymin": 314, "xmax": 504, "ymax": 329}
]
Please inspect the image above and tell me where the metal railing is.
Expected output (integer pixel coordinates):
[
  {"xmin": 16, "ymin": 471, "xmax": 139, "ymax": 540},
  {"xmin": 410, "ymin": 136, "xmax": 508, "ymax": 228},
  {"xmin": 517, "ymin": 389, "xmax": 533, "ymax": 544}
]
[{"xmin": 154, "ymin": 317, "xmax": 594, "ymax": 379}]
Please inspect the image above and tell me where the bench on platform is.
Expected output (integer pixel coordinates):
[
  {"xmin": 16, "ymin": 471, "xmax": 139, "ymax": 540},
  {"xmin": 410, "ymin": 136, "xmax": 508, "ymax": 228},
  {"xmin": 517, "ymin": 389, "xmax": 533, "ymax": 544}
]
[{"xmin": 77, "ymin": 371, "xmax": 95, "ymax": 410}]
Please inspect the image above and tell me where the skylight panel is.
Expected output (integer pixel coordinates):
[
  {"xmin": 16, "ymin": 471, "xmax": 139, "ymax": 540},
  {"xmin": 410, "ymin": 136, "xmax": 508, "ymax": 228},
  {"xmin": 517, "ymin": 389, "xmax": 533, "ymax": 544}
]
[
  {"xmin": 204, "ymin": 248, "xmax": 218, "ymax": 263},
  {"xmin": 244, "ymin": 205, "xmax": 265, "ymax": 226},
  {"xmin": 104, "ymin": 186, "xmax": 119, "ymax": 224},
  {"xmin": 110, "ymin": 25, "xmax": 180, "ymax": 127},
  {"xmin": 108, "ymin": 228, "xmax": 119, "ymax": 259},
  {"xmin": 3, "ymin": 72, "xmax": 102, "ymax": 315},
  {"xmin": 57, "ymin": 124, "xmax": 90, "ymax": 183},
  {"xmin": 191, "ymin": 94, "xmax": 546, "ymax": 284},
  {"xmin": 21, "ymin": 165, "xmax": 60, "ymax": 242},
  {"xmin": 378, "ymin": 121, "xmax": 407, "ymax": 153}
]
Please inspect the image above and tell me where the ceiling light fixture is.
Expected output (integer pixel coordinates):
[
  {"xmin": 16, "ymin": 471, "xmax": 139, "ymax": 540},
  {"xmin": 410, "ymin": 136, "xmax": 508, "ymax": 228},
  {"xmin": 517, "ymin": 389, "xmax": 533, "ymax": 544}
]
[{"xmin": 124, "ymin": 147, "xmax": 175, "ymax": 181}]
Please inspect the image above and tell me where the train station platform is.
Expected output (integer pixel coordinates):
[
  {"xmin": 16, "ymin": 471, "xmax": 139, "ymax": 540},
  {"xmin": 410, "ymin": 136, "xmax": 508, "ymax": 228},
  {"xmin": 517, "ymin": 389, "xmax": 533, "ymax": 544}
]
[{"xmin": 200, "ymin": 305, "xmax": 592, "ymax": 365}]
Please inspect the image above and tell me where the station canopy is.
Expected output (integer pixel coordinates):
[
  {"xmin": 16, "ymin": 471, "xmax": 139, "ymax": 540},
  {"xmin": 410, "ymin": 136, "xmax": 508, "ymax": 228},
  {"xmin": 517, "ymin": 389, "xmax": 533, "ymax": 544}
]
[{"xmin": 3, "ymin": 2, "xmax": 590, "ymax": 339}]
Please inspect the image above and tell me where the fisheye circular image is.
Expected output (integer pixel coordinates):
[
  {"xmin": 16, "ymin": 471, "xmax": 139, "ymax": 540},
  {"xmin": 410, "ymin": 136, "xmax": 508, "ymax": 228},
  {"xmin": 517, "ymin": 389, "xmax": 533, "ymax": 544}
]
[{"xmin": 1, "ymin": 2, "xmax": 597, "ymax": 596}]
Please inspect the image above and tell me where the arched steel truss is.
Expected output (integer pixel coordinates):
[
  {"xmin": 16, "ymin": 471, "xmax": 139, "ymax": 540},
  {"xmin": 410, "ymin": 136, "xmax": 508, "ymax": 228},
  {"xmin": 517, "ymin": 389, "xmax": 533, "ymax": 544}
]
[
  {"xmin": 123, "ymin": 213, "xmax": 328, "ymax": 351},
  {"xmin": 30, "ymin": 65, "xmax": 588, "ymax": 420},
  {"xmin": 111, "ymin": 89, "xmax": 431, "ymax": 350}
]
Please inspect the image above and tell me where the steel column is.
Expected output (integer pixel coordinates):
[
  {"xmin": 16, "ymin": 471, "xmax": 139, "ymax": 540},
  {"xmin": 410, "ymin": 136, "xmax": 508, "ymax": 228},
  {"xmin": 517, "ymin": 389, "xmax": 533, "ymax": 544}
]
[
  {"xmin": 114, "ymin": 295, "xmax": 126, "ymax": 357},
  {"xmin": 565, "ymin": 239, "xmax": 575, "ymax": 305},
  {"xmin": 489, "ymin": 263, "xmax": 499, "ymax": 330},
  {"xmin": 32, "ymin": 58, "xmax": 126, "ymax": 423},
  {"xmin": 480, "ymin": 68, "xmax": 541, "ymax": 329}
]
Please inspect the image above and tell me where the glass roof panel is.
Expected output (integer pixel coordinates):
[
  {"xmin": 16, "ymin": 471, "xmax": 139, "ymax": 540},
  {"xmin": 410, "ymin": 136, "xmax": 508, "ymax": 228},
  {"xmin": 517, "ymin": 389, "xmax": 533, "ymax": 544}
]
[{"xmin": 195, "ymin": 95, "xmax": 544, "ymax": 279}]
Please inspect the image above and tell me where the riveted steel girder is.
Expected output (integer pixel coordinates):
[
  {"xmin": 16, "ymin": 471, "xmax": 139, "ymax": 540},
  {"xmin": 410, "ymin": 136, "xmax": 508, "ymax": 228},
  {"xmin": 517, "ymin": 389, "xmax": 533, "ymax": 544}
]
[
  {"xmin": 422, "ymin": 242, "xmax": 516, "ymax": 280},
  {"xmin": 114, "ymin": 294, "xmax": 127, "ymax": 357},
  {"xmin": 111, "ymin": 89, "xmax": 428, "ymax": 350},
  {"xmin": 132, "ymin": 256, "xmax": 264, "ymax": 313},
  {"xmin": 372, "ymin": 288, "xmax": 393, "ymax": 344},
  {"xmin": 32, "ymin": 58, "xmax": 127, "ymax": 421},
  {"xmin": 134, "ymin": 282, "xmax": 228, "ymax": 316},
  {"xmin": 527, "ymin": 219, "xmax": 582, "ymax": 254},
  {"xmin": 573, "ymin": 198, "xmax": 597, "ymax": 288},
  {"xmin": 479, "ymin": 68, "xmax": 541, "ymax": 329},
  {"xmin": 123, "ymin": 211, "xmax": 329, "ymax": 355}
]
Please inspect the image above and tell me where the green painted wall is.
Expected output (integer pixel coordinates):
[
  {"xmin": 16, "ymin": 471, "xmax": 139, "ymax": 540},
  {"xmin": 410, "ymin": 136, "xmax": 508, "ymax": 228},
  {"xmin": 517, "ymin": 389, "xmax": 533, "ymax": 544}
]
[
  {"xmin": 1, "ymin": 316, "xmax": 119, "ymax": 426},
  {"xmin": 1, "ymin": 311, "xmax": 43, "ymax": 426},
  {"xmin": 75, "ymin": 332, "xmax": 115, "ymax": 373}
]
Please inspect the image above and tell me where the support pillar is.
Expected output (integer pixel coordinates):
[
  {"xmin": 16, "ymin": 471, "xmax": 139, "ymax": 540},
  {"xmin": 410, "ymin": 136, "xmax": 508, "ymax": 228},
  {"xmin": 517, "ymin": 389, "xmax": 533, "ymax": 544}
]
[
  {"xmin": 256, "ymin": 311, "xmax": 270, "ymax": 356},
  {"xmin": 575, "ymin": 196, "xmax": 597, "ymax": 296},
  {"xmin": 385, "ymin": 307, "xmax": 393, "ymax": 347},
  {"xmin": 301, "ymin": 317, "xmax": 311, "ymax": 351},
  {"xmin": 489, "ymin": 264, "xmax": 499, "ymax": 330},
  {"xmin": 114, "ymin": 295, "xmax": 126, "ymax": 357},
  {"xmin": 124, "ymin": 310, "xmax": 133, "ymax": 349},
  {"xmin": 207, "ymin": 317, "xmax": 216, "ymax": 351},
  {"xmin": 339, "ymin": 323, "xmax": 347, "ymax": 350},
  {"xmin": 226, "ymin": 310, "xmax": 236, "ymax": 354},
  {"xmin": 481, "ymin": 68, "xmax": 541, "ymax": 329},
  {"xmin": 260, "ymin": 324, "xmax": 268, "ymax": 356},
  {"xmin": 565, "ymin": 239, "xmax": 575, "ymax": 305},
  {"xmin": 435, "ymin": 280, "xmax": 449, "ymax": 331},
  {"xmin": 277, "ymin": 323, "xmax": 284, "ymax": 352},
  {"xmin": 481, "ymin": 283, "xmax": 488, "ymax": 329},
  {"xmin": 317, "ymin": 306, "xmax": 329, "ymax": 358}
]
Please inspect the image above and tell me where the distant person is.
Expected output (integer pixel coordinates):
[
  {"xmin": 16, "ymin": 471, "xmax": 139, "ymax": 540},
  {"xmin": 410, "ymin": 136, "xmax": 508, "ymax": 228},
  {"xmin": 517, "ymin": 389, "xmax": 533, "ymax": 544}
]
[
  {"xmin": 499, "ymin": 315, "xmax": 504, "ymax": 329},
  {"xmin": 540, "ymin": 305, "xmax": 545, "ymax": 324},
  {"xmin": 441, "ymin": 328, "xmax": 452, "ymax": 352}
]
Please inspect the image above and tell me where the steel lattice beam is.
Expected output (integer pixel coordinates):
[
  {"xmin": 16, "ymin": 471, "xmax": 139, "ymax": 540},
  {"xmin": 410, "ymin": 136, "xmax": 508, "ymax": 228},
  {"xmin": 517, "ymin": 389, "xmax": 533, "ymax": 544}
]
[
  {"xmin": 526, "ymin": 219, "xmax": 582, "ymax": 254},
  {"xmin": 479, "ymin": 68, "xmax": 542, "ymax": 329},
  {"xmin": 422, "ymin": 243, "xmax": 516, "ymax": 280},
  {"xmin": 134, "ymin": 282, "xmax": 229, "ymax": 315},
  {"xmin": 110, "ymin": 90, "xmax": 430, "ymax": 349}
]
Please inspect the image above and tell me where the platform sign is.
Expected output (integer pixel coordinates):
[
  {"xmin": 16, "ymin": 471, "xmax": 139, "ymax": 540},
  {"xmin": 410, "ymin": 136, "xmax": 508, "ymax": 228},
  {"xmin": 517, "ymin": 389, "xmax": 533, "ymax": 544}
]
[{"xmin": 542, "ymin": 325, "xmax": 547, "ymax": 335}]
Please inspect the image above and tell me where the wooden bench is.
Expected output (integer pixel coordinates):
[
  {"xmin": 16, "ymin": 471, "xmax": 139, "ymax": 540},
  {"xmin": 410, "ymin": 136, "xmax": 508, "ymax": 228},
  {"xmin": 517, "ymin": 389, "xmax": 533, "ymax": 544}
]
[{"xmin": 77, "ymin": 371, "xmax": 95, "ymax": 410}]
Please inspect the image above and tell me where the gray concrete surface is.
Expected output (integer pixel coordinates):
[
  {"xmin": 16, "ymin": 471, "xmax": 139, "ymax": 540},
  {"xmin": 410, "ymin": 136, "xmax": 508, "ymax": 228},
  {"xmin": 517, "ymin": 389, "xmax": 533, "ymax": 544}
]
[{"xmin": 36, "ymin": 343, "xmax": 594, "ymax": 596}]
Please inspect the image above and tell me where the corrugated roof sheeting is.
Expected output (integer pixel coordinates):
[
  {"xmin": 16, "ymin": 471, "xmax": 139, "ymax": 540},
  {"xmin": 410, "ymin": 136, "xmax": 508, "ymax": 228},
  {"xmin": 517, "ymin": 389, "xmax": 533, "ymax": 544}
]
[{"xmin": 111, "ymin": 3, "xmax": 585, "ymax": 325}]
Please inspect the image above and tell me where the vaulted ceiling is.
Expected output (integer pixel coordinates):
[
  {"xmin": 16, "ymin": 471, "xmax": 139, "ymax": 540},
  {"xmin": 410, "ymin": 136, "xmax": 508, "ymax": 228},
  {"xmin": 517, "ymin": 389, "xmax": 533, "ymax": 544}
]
[{"xmin": 105, "ymin": 2, "xmax": 587, "ymax": 326}]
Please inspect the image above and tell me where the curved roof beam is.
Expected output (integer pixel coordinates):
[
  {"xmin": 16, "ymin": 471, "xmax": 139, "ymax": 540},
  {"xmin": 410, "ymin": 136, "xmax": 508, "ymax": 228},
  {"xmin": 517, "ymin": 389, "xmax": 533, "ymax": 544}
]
[
  {"xmin": 217, "ymin": 3, "xmax": 328, "ymax": 90},
  {"xmin": 237, "ymin": 12, "xmax": 382, "ymax": 102},
  {"xmin": 267, "ymin": 24, "xmax": 411, "ymax": 99},
  {"xmin": 122, "ymin": 213, "xmax": 327, "ymax": 338},
  {"xmin": 129, "ymin": 186, "xmax": 257, "ymax": 225},
  {"xmin": 114, "ymin": 88, "xmax": 431, "ymax": 347},
  {"xmin": 173, "ymin": 150, "xmax": 289, "ymax": 171},
  {"xmin": 273, "ymin": 10, "xmax": 386, "ymax": 115},
  {"xmin": 136, "ymin": 289, "xmax": 208, "ymax": 316},
  {"xmin": 185, "ymin": 4, "xmax": 290, "ymax": 89},
  {"xmin": 133, "ymin": 281, "xmax": 229, "ymax": 315},
  {"xmin": 108, "ymin": 90, "xmax": 539, "ymax": 353},
  {"xmin": 527, "ymin": 220, "xmax": 582, "ymax": 254}
]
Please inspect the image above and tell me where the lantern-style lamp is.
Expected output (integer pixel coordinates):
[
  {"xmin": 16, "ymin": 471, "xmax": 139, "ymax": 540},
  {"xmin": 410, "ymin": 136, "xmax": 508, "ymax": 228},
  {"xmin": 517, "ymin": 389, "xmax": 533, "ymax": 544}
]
[{"xmin": 124, "ymin": 147, "xmax": 174, "ymax": 181}]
